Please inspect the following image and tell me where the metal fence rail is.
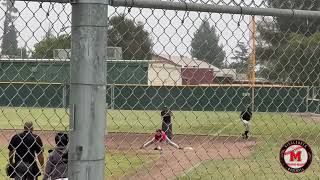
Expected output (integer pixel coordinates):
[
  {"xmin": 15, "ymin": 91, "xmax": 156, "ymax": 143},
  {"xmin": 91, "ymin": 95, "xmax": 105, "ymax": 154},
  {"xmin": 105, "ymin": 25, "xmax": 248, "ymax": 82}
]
[{"xmin": 112, "ymin": 0, "xmax": 320, "ymax": 17}]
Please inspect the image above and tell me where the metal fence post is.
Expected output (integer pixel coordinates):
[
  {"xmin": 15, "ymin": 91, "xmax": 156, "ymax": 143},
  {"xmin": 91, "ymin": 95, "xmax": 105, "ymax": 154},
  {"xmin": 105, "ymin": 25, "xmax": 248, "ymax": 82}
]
[{"xmin": 69, "ymin": 0, "xmax": 108, "ymax": 179}]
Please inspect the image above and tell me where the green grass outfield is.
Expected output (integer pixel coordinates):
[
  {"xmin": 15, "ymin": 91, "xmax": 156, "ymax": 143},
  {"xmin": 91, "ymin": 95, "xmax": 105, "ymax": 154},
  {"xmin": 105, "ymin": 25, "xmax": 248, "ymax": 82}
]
[
  {"xmin": 1, "ymin": 107, "xmax": 318, "ymax": 136},
  {"xmin": 1, "ymin": 107, "xmax": 320, "ymax": 179}
]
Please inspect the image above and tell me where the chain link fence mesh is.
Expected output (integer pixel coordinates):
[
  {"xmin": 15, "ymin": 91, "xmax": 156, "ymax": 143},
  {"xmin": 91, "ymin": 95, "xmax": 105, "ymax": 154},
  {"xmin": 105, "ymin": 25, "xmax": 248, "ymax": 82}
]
[
  {"xmin": 0, "ymin": 1, "xmax": 70, "ymax": 179},
  {"xmin": 0, "ymin": 0, "xmax": 320, "ymax": 179}
]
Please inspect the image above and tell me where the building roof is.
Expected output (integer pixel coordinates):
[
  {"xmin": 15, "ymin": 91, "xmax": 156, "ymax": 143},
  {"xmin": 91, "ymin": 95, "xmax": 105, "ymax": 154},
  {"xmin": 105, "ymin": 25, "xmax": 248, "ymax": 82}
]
[{"xmin": 154, "ymin": 54, "xmax": 220, "ymax": 71}]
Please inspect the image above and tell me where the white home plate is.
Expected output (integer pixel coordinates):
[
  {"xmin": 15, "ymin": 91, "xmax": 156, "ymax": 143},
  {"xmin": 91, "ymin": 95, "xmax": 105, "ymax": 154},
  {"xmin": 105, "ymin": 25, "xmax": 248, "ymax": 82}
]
[{"xmin": 184, "ymin": 147, "xmax": 194, "ymax": 150}]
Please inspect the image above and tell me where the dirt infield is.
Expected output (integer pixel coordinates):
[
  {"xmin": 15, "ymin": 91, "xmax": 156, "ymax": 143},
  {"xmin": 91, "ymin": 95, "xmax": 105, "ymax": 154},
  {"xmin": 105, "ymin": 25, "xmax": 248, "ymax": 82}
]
[
  {"xmin": 0, "ymin": 130, "xmax": 258, "ymax": 180},
  {"xmin": 108, "ymin": 133, "xmax": 258, "ymax": 180}
]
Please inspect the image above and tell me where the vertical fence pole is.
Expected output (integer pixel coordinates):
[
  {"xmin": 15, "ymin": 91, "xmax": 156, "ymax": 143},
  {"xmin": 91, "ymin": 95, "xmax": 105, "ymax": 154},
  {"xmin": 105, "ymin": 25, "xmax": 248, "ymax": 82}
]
[
  {"xmin": 69, "ymin": 0, "xmax": 108, "ymax": 179},
  {"xmin": 111, "ymin": 83, "xmax": 115, "ymax": 109}
]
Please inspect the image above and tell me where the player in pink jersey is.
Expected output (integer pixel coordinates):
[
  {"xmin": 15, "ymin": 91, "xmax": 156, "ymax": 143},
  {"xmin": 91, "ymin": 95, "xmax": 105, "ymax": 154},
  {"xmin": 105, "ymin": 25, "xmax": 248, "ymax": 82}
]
[{"xmin": 140, "ymin": 129, "xmax": 182, "ymax": 151}]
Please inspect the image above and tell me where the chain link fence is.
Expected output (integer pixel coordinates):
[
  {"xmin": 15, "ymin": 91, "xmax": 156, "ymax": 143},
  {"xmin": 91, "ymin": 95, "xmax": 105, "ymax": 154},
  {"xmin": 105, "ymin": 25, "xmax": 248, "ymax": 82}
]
[
  {"xmin": 0, "ymin": 0, "xmax": 320, "ymax": 179},
  {"xmin": 0, "ymin": 0, "xmax": 71, "ymax": 179}
]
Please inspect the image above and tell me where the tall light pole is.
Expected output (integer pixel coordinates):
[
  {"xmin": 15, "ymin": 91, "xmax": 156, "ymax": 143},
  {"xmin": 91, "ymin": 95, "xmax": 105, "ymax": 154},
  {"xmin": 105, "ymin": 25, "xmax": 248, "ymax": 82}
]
[{"xmin": 249, "ymin": 15, "xmax": 256, "ymax": 111}]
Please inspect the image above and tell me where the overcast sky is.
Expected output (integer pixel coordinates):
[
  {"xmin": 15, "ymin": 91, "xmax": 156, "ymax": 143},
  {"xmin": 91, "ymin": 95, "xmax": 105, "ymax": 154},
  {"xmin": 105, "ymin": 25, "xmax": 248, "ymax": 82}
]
[{"xmin": 0, "ymin": 0, "xmax": 266, "ymax": 64}]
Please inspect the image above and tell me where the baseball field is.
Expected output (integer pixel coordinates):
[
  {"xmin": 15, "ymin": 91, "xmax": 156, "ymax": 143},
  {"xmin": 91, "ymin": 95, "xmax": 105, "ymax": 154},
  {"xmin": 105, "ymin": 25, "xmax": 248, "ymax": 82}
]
[{"xmin": 0, "ymin": 107, "xmax": 320, "ymax": 179}]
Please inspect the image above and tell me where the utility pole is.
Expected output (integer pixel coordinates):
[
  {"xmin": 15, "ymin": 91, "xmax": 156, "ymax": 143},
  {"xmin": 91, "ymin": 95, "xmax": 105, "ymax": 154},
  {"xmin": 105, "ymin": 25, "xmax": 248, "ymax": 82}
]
[{"xmin": 68, "ymin": 0, "xmax": 108, "ymax": 179}]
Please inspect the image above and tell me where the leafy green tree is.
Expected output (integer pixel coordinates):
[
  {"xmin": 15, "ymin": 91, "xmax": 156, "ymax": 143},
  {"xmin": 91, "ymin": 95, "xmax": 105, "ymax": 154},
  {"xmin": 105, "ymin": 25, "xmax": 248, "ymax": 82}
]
[
  {"xmin": 229, "ymin": 42, "xmax": 249, "ymax": 73},
  {"xmin": 268, "ymin": 0, "xmax": 320, "ymax": 36},
  {"xmin": 191, "ymin": 18, "xmax": 225, "ymax": 67},
  {"xmin": 108, "ymin": 14, "xmax": 153, "ymax": 60},
  {"xmin": 32, "ymin": 34, "xmax": 71, "ymax": 59},
  {"xmin": 258, "ymin": 32, "xmax": 320, "ymax": 85},
  {"xmin": 32, "ymin": 15, "xmax": 153, "ymax": 60},
  {"xmin": 1, "ymin": 0, "xmax": 19, "ymax": 57}
]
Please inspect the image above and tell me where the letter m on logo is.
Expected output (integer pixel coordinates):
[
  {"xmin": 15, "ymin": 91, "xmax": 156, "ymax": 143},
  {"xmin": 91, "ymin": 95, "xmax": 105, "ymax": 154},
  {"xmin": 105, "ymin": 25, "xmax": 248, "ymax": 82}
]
[{"xmin": 290, "ymin": 151, "xmax": 302, "ymax": 161}]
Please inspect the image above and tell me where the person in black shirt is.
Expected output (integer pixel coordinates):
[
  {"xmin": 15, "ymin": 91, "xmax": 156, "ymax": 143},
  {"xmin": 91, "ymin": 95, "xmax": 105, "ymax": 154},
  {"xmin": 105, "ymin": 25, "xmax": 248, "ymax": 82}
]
[
  {"xmin": 161, "ymin": 106, "xmax": 173, "ymax": 140},
  {"xmin": 240, "ymin": 107, "xmax": 252, "ymax": 139},
  {"xmin": 8, "ymin": 122, "xmax": 44, "ymax": 180}
]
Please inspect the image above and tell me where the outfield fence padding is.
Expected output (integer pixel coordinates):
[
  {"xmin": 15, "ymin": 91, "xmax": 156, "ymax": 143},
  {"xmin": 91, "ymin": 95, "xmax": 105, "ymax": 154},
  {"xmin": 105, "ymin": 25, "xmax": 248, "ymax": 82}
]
[{"xmin": 1, "ymin": 83, "xmax": 316, "ymax": 113}]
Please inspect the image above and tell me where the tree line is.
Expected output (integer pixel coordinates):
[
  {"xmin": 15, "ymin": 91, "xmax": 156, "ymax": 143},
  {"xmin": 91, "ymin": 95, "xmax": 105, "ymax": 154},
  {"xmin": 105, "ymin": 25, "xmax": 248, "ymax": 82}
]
[
  {"xmin": 5, "ymin": 13, "xmax": 226, "ymax": 64},
  {"xmin": 1, "ymin": 0, "xmax": 225, "ymax": 65},
  {"xmin": 1, "ymin": 0, "xmax": 319, "ymax": 85}
]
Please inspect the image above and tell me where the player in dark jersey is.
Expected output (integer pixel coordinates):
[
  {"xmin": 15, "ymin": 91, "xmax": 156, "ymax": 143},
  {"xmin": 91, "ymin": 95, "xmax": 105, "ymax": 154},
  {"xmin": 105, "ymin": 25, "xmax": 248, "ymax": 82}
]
[
  {"xmin": 161, "ymin": 106, "xmax": 173, "ymax": 139},
  {"xmin": 140, "ymin": 129, "xmax": 182, "ymax": 151},
  {"xmin": 240, "ymin": 107, "xmax": 252, "ymax": 139}
]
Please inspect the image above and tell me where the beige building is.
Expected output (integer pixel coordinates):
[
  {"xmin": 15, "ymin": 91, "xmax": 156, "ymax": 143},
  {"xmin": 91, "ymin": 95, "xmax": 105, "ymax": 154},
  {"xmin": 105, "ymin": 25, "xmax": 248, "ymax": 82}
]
[
  {"xmin": 149, "ymin": 55, "xmax": 238, "ymax": 85},
  {"xmin": 149, "ymin": 55, "xmax": 182, "ymax": 86}
]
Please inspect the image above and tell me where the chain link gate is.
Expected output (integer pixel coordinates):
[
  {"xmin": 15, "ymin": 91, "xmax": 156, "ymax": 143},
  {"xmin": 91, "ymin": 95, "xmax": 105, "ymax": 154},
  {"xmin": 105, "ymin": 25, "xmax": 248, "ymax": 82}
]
[{"xmin": 0, "ymin": 0, "xmax": 320, "ymax": 179}]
